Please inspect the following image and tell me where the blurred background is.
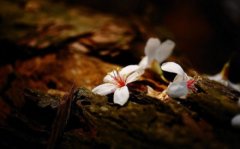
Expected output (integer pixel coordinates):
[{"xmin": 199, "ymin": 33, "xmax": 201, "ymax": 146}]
[
  {"xmin": 77, "ymin": 0, "xmax": 240, "ymax": 80},
  {"xmin": 1, "ymin": 0, "xmax": 240, "ymax": 82}
]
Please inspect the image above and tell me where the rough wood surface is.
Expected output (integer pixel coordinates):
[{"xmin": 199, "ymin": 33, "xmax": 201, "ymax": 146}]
[{"xmin": 2, "ymin": 78, "xmax": 239, "ymax": 148}]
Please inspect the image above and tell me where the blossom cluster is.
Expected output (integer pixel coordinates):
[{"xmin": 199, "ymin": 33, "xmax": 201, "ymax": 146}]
[
  {"xmin": 92, "ymin": 38, "xmax": 196, "ymax": 105},
  {"xmin": 90, "ymin": 37, "xmax": 240, "ymax": 129}
]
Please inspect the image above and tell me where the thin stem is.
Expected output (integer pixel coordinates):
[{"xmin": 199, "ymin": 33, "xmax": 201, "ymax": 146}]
[{"xmin": 151, "ymin": 60, "xmax": 169, "ymax": 83}]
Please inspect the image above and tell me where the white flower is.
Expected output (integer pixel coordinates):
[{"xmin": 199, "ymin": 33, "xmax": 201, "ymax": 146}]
[
  {"xmin": 139, "ymin": 38, "xmax": 175, "ymax": 69},
  {"xmin": 208, "ymin": 73, "xmax": 228, "ymax": 86},
  {"xmin": 231, "ymin": 114, "xmax": 240, "ymax": 128},
  {"xmin": 238, "ymin": 98, "xmax": 240, "ymax": 107},
  {"xmin": 92, "ymin": 65, "xmax": 143, "ymax": 106},
  {"xmin": 209, "ymin": 73, "xmax": 240, "ymax": 92},
  {"xmin": 208, "ymin": 62, "xmax": 240, "ymax": 92},
  {"xmin": 161, "ymin": 62, "xmax": 196, "ymax": 99},
  {"xmin": 228, "ymin": 81, "xmax": 240, "ymax": 92}
]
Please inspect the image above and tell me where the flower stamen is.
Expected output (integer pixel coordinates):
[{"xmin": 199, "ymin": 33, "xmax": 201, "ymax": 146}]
[
  {"xmin": 92, "ymin": 65, "xmax": 142, "ymax": 106},
  {"xmin": 187, "ymin": 79, "xmax": 197, "ymax": 93},
  {"xmin": 109, "ymin": 70, "xmax": 126, "ymax": 87}
]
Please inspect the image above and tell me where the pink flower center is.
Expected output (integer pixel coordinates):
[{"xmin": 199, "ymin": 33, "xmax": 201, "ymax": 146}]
[
  {"xmin": 187, "ymin": 79, "xmax": 197, "ymax": 92},
  {"xmin": 110, "ymin": 71, "xmax": 126, "ymax": 87}
]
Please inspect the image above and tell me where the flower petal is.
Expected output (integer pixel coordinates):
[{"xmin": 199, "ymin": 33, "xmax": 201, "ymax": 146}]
[
  {"xmin": 166, "ymin": 81, "xmax": 188, "ymax": 98},
  {"xmin": 173, "ymin": 74, "xmax": 184, "ymax": 82},
  {"xmin": 173, "ymin": 73, "xmax": 190, "ymax": 82},
  {"xmin": 208, "ymin": 72, "xmax": 222, "ymax": 81},
  {"xmin": 231, "ymin": 114, "xmax": 240, "ymax": 128},
  {"xmin": 144, "ymin": 38, "xmax": 161, "ymax": 63},
  {"xmin": 113, "ymin": 86, "xmax": 129, "ymax": 106},
  {"xmin": 103, "ymin": 74, "xmax": 113, "ymax": 83},
  {"xmin": 161, "ymin": 62, "xmax": 185, "ymax": 76},
  {"xmin": 92, "ymin": 83, "xmax": 117, "ymax": 96},
  {"xmin": 208, "ymin": 72, "xmax": 228, "ymax": 86},
  {"xmin": 126, "ymin": 70, "xmax": 143, "ymax": 84},
  {"xmin": 228, "ymin": 81, "xmax": 240, "ymax": 92},
  {"xmin": 139, "ymin": 56, "xmax": 148, "ymax": 69},
  {"xmin": 155, "ymin": 40, "xmax": 175, "ymax": 63},
  {"xmin": 238, "ymin": 97, "xmax": 240, "ymax": 107},
  {"xmin": 119, "ymin": 65, "xmax": 140, "ymax": 76},
  {"xmin": 103, "ymin": 70, "xmax": 118, "ymax": 83}
]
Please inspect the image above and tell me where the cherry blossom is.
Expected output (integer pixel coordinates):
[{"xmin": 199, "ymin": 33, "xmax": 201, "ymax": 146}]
[
  {"xmin": 138, "ymin": 38, "xmax": 175, "ymax": 82},
  {"xmin": 92, "ymin": 65, "xmax": 143, "ymax": 106},
  {"xmin": 161, "ymin": 62, "xmax": 196, "ymax": 98},
  {"xmin": 139, "ymin": 38, "xmax": 175, "ymax": 69},
  {"xmin": 208, "ymin": 62, "xmax": 240, "ymax": 92}
]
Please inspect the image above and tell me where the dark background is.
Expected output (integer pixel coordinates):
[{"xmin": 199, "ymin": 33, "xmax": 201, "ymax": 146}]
[
  {"xmin": 1, "ymin": 0, "xmax": 240, "ymax": 81},
  {"xmin": 75, "ymin": 0, "xmax": 240, "ymax": 82}
]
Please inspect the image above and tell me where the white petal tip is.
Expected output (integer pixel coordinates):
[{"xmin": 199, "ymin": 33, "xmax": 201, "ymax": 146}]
[
  {"xmin": 92, "ymin": 83, "xmax": 117, "ymax": 96},
  {"xmin": 231, "ymin": 114, "xmax": 240, "ymax": 128},
  {"xmin": 114, "ymin": 100, "xmax": 127, "ymax": 106},
  {"xmin": 161, "ymin": 62, "xmax": 184, "ymax": 76},
  {"xmin": 164, "ymin": 40, "xmax": 175, "ymax": 47},
  {"xmin": 113, "ymin": 86, "xmax": 129, "ymax": 106},
  {"xmin": 148, "ymin": 38, "xmax": 161, "ymax": 44},
  {"xmin": 238, "ymin": 98, "xmax": 240, "ymax": 107}
]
